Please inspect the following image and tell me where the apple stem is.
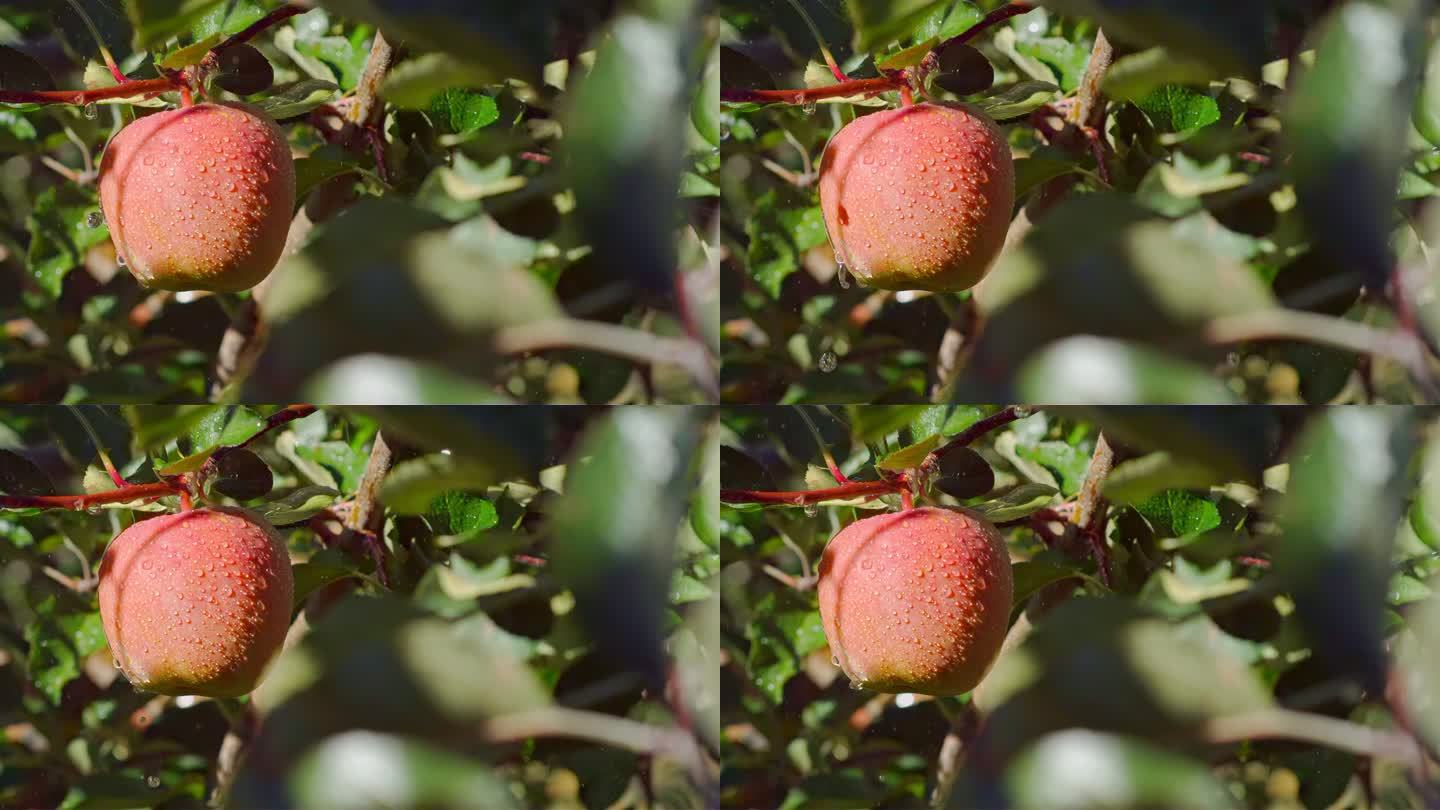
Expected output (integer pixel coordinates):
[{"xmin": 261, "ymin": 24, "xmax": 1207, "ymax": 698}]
[
  {"xmin": 899, "ymin": 85, "xmax": 914, "ymax": 107},
  {"xmin": 180, "ymin": 84, "xmax": 194, "ymax": 108},
  {"xmin": 179, "ymin": 490, "xmax": 193, "ymax": 511},
  {"xmin": 900, "ymin": 489, "xmax": 914, "ymax": 510}
]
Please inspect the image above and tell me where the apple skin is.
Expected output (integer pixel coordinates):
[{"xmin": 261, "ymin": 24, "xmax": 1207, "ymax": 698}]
[
  {"xmin": 98, "ymin": 506, "xmax": 294, "ymax": 698},
  {"xmin": 817, "ymin": 506, "xmax": 1012, "ymax": 695},
  {"xmin": 98, "ymin": 102, "xmax": 295, "ymax": 292},
  {"xmin": 818, "ymin": 102, "xmax": 1014, "ymax": 293}
]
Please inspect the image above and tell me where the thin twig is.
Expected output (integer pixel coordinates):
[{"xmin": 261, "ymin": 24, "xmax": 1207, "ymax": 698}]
[
  {"xmin": 484, "ymin": 706, "xmax": 700, "ymax": 761},
  {"xmin": 494, "ymin": 318, "xmax": 718, "ymax": 399},
  {"xmin": 930, "ymin": 405, "xmax": 1031, "ymax": 463},
  {"xmin": 1204, "ymin": 708, "xmax": 1423, "ymax": 764},
  {"xmin": 214, "ymin": 4, "xmax": 307, "ymax": 52}
]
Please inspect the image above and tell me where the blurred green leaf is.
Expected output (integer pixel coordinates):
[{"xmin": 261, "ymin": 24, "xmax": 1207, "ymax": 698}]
[
  {"xmin": 292, "ymin": 731, "xmax": 520, "ymax": 810},
  {"xmin": 1288, "ymin": 1, "xmax": 1425, "ymax": 288},
  {"xmin": 564, "ymin": 13, "xmax": 690, "ymax": 295},
  {"xmin": 1003, "ymin": 730, "xmax": 1238, "ymax": 810},
  {"xmin": 1033, "ymin": 0, "xmax": 1269, "ymax": 78},
  {"xmin": 550, "ymin": 408, "xmax": 704, "ymax": 688},
  {"xmin": 316, "ymin": 0, "xmax": 552, "ymax": 86},
  {"xmin": 1277, "ymin": 409, "xmax": 1413, "ymax": 693}
]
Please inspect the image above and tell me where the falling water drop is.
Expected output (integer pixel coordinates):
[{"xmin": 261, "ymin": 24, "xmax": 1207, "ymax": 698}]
[
  {"xmin": 836, "ymin": 261, "xmax": 851, "ymax": 290},
  {"xmin": 117, "ymin": 254, "xmax": 127, "ymax": 267},
  {"xmin": 804, "ymin": 503, "xmax": 819, "ymax": 517},
  {"xmin": 83, "ymin": 102, "xmax": 98, "ymax": 120},
  {"xmin": 802, "ymin": 100, "xmax": 817, "ymax": 115},
  {"xmin": 818, "ymin": 351, "xmax": 838, "ymax": 373},
  {"xmin": 86, "ymin": 211, "xmax": 102, "ymax": 228}
]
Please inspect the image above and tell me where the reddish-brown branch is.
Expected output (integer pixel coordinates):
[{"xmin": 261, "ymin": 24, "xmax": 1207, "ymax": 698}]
[
  {"xmin": 937, "ymin": 1, "xmax": 1035, "ymax": 50},
  {"xmin": 721, "ymin": 406, "xmax": 1039, "ymax": 509},
  {"xmin": 930, "ymin": 405, "xmax": 1031, "ymax": 463},
  {"xmin": 0, "ymin": 481, "xmax": 181, "ymax": 511},
  {"xmin": 241, "ymin": 405, "xmax": 316, "ymax": 450},
  {"xmin": 721, "ymin": 1, "xmax": 1035, "ymax": 108},
  {"xmin": 721, "ymin": 478, "xmax": 902, "ymax": 505},
  {"xmin": 722, "ymin": 75, "xmax": 904, "ymax": 105},
  {"xmin": 215, "ymin": 4, "xmax": 307, "ymax": 52},
  {"xmin": 0, "ymin": 5, "xmax": 303, "ymax": 109},
  {"xmin": 0, "ymin": 76, "xmax": 177, "ymax": 106}
]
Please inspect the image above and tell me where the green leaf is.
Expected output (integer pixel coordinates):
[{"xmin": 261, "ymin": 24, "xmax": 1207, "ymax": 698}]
[
  {"xmin": 291, "ymin": 548, "xmax": 362, "ymax": 604},
  {"xmin": 25, "ymin": 186, "xmax": 109, "ymax": 298},
  {"xmin": 1016, "ymin": 440, "xmax": 1089, "ymax": 497},
  {"xmin": 746, "ymin": 191, "xmax": 828, "ymax": 298},
  {"xmin": 124, "ymin": 0, "xmax": 226, "ymax": 50},
  {"xmin": 1136, "ymin": 84, "xmax": 1220, "ymax": 133},
  {"xmin": 383, "ymin": 454, "xmax": 498, "ymax": 514},
  {"xmin": 427, "ymin": 88, "xmax": 499, "ymax": 135},
  {"xmin": 976, "ymin": 80, "xmax": 1058, "ymax": 120},
  {"xmin": 191, "ymin": 0, "xmax": 266, "ymax": 39},
  {"xmin": 157, "ymin": 31, "xmax": 221, "ymax": 69},
  {"xmin": 913, "ymin": 2, "xmax": 982, "ymax": 44},
  {"xmin": 875, "ymin": 434, "xmax": 940, "ymax": 471},
  {"xmin": 189, "ymin": 405, "xmax": 267, "ymax": 452},
  {"xmin": 1415, "ymin": 41, "xmax": 1440, "ymax": 147},
  {"xmin": 427, "ymin": 490, "xmax": 499, "ymax": 537},
  {"xmin": 255, "ymin": 79, "xmax": 340, "ymax": 119},
  {"xmin": 1137, "ymin": 490, "xmax": 1220, "ymax": 539},
  {"xmin": 845, "ymin": 0, "xmax": 948, "ymax": 52},
  {"xmin": 1105, "ymin": 451, "xmax": 1228, "ymax": 506},
  {"xmin": 259, "ymin": 486, "xmax": 340, "ymax": 525},
  {"xmin": 1011, "ymin": 555, "xmax": 1081, "ymax": 607},
  {"xmin": 382, "ymin": 52, "xmax": 501, "ymax": 109},
  {"xmin": 746, "ymin": 592, "xmax": 826, "ymax": 703},
  {"xmin": 971, "ymin": 483, "xmax": 1058, "ymax": 522},
  {"xmin": 1104, "ymin": 46, "xmax": 1219, "ymax": 102},
  {"xmin": 693, "ymin": 44, "xmax": 720, "ymax": 147}
]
